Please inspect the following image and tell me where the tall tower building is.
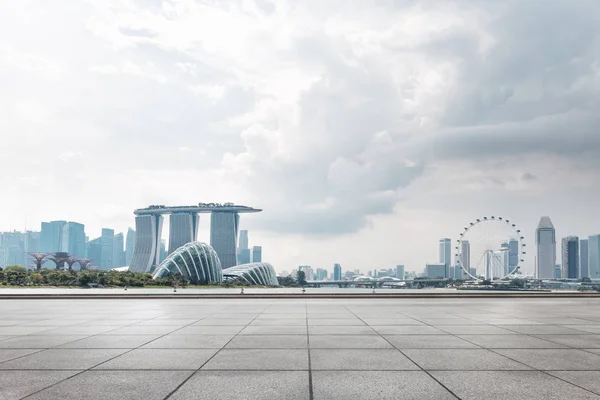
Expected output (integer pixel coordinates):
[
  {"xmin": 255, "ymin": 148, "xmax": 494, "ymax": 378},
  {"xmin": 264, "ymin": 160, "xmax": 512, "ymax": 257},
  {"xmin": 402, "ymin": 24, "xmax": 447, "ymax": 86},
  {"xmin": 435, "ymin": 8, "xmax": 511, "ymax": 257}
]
[
  {"xmin": 439, "ymin": 238, "xmax": 451, "ymax": 278},
  {"xmin": 333, "ymin": 263, "xmax": 342, "ymax": 280},
  {"xmin": 580, "ymin": 239, "xmax": 589, "ymax": 278},
  {"xmin": 459, "ymin": 240, "xmax": 470, "ymax": 276},
  {"xmin": 561, "ymin": 236, "xmax": 579, "ymax": 279},
  {"xmin": 100, "ymin": 228, "xmax": 114, "ymax": 270},
  {"xmin": 125, "ymin": 228, "xmax": 135, "ymax": 266},
  {"xmin": 113, "ymin": 233, "xmax": 125, "ymax": 268},
  {"xmin": 252, "ymin": 246, "xmax": 262, "ymax": 263},
  {"xmin": 396, "ymin": 265, "xmax": 405, "ymax": 279},
  {"xmin": 210, "ymin": 212, "xmax": 240, "ymax": 269},
  {"xmin": 40, "ymin": 221, "xmax": 66, "ymax": 253},
  {"xmin": 129, "ymin": 214, "xmax": 163, "ymax": 273},
  {"xmin": 61, "ymin": 222, "xmax": 86, "ymax": 258},
  {"xmin": 589, "ymin": 235, "xmax": 600, "ymax": 279},
  {"xmin": 239, "ymin": 230, "xmax": 249, "ymax": 251},
  {"xmin": 168, "ymin": 212, "xmax": 199, "ymax": 254},
  {"xmin": 536, "ymin": 216, "xmax": 556, "ymax": 279},
  {"xmin": 508, "ymin": 239, "xmax": 519, "ymax": 272}
]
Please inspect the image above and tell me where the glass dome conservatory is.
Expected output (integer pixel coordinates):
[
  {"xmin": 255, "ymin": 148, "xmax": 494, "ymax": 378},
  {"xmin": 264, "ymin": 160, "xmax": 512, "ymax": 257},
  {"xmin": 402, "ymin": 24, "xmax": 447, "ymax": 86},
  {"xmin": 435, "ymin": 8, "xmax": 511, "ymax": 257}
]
[
  {"xmin": 222, "ymin": 262, "xmax": 279, "ymax": 286},
  {"xmin": 152, "ymin": 241, "xmax": 222, "ymax": 284}
]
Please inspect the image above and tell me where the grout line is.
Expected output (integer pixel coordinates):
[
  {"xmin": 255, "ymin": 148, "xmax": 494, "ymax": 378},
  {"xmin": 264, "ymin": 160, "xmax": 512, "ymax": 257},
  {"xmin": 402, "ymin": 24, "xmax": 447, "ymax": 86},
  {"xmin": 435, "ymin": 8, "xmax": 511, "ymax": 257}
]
[
  {"xmin": 161, "ymin": 308, "xmax": 267, "ymax": 400},
  {"xmin": 18, "ymin": 311, "xmax": 213, "ymax": 399},
  {"xmin": 305, "ymin": 301, "xmax": 314, "ymax": 400},
  {"xmin": 342, "ymin": 304, "xmax": 463, "ymax": 400}
]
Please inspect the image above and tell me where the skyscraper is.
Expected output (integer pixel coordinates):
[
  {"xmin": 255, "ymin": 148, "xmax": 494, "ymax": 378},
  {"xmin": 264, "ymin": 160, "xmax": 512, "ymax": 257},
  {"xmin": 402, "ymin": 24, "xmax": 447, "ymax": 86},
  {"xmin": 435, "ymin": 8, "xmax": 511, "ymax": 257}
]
[
  {"xmin": 561, "ymin": 236, "xmax": 579, "ymax": 279},
  {"xmin": 333, "ymin": 263, "xmax": 342, "ymax": 280},
  {"xmin": 589, "ymin": 234, "xmax": 600, "ymax": 279},
  {"xmin": 508, "ymin": 239, "xmax": 519, "ymax": 272},
  {"xmin": 439, "ymin": 238, "xmax": 451, "ymax": 277},
  {"xmin": 168, "ymin": 212, "xmax": 199, "ymax": 254},
  {"xmin": 237, "ymin": 230, "xmax": 250, "ymax": 265},
  {"xmin": 113, "ymin": 233, "xmax": 125, "ymax": 268},
  {"xmin": 460, "ymin": 240, "xmax": 470, "ymax": 276},
  {"xmin": 0, "ymin": 232, "xmax": 25, "ymax": 267},
  {"xmin": 396, "ymin": 265, "xmax": 405, "ymax": 279},
  {"xmin": 24, "ymin": 231, "xmax": 41, "ymax": 253},
  {"xmin": 252, "ymin": 246, "xmax": 262, "ymax": 263},
  {"xmin": 86, "ymin": 237, "xmax": 102, "ymax": 268},
  {"xmin": 125, "ymin": 228, "xmax": 135, "ymax": 266},
  {"xmin": 580, "ymin": 239, "xmax": 589, "ymax": 278},
  {"xmin": 40, "ymin": 221, "xmax": 66, "ymax": 253},
  {"xmin": 536, "ymin": 216, "xmax": 556, "ymax": 279},
  {"xmin": 239, "ymin": 230, "xmax": 249, "ymax": 251},
  {"xmin": 61, "ymin": 222, "xmax": 86, "ymax": 258},
  {"xmin": 210, "ymin": 211, "xmax": 240, "ymax": 270},
  {"xmin": 100, "ymin": 228, "xmax": 114, "ymax": 270}
]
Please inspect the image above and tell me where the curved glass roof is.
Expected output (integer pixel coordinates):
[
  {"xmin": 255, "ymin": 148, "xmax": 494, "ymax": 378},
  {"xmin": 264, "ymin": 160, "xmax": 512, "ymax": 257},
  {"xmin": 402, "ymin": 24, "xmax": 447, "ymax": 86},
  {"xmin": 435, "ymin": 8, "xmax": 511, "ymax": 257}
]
[
  {"xmin": 222, "ymin": 262, "xmax": 279, "ymax": 286},
  {"xmin": 152, "ymin": 241, "xmax": 222, "ymax": 285}
]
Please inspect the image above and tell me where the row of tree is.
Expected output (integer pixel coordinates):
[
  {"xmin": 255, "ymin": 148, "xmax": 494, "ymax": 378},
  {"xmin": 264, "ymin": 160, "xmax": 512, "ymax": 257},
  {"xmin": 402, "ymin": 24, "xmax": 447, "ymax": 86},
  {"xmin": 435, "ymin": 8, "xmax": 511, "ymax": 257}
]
[{"xmin": 0, "ymin": 265, "xmax": 184, "ymax": 287}]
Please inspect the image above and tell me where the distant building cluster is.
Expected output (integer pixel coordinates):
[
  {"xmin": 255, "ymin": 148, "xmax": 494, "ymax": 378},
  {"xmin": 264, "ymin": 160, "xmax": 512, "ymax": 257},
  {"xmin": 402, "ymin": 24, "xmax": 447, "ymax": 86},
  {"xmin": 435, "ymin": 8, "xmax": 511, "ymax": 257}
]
[
  {"xmin": 0, "ymin": 221, "xmax": 134, "ymax": 270},
  {"xmin": 536, "ymin": 216, "xmax": 600, "ymax": 280}
]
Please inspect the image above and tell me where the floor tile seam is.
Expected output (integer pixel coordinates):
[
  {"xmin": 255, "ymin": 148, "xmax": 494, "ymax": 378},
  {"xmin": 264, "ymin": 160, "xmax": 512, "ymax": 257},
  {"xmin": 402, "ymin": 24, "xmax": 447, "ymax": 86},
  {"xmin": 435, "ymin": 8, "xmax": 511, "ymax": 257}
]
[
  {"xmin": 0, "ymin": 349, "xmax": 47, "ymax": 366},
  {"xmin": 161, "ymin": 309, "xmax": 266, "ymax": 400},
  {"xmin": 306, "ymin": 301, "xmax": 314, "ymax": 400},
  {"xmin": 481, "ymin": 326, "xmax": 599, "ymax": 351},
  {"xmin": 536, "ymin": 369, "xmax": 600, "ymax": 397},
  {"xmin": 526, "ymin": 334, "xmax": 600, "ymax": 349},
  {"xmin": 18, "ymin": 311, "xmax": 214, "ymax": 399},
  {"xmin": 340, "ymin": 304, "xmax": 461, "ymax": 400}
]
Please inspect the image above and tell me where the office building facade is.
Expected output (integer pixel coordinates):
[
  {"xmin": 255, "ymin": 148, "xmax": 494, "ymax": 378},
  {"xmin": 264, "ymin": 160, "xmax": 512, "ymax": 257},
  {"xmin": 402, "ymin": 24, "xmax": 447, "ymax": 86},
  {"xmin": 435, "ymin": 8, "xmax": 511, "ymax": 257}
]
[
  {"xmin": 61, "ymin": 222, "xmax": 86, "ymax": 258},
  {"xmin": 252, "ymin": 246, "xmax": 262, "ymax": 263},
  {"xmin": 396, "ymin": 265, "xmax": 405, "ymax": 279},
  {"xmin": 536, "ymin": 216, "xmax": 556, "ymax": 279},
  {"xmin": 426, "ymin": 263, "xmax": 447, "ymax": 278},
  {"xmin": 333, "ymin": 263, "xmax": 342, "ymax": 280},
  {"xmin": 210, "ymin": 212, "xmax": 240, "ymax": 270},
  {"xmin": 40, "ymin": 221, "xmax": 66, "ymax": 253},
  {"xmin": 439, "ymin": 238, "xmax": 451, "ymax": 277},
  {"xmin": 589, "ymin": 234, "xmax": 600, "ymax": 279},
  {"xmin": 125, "ymin": 228, "xmax": 135, "ymax": 266},
  {"xmin": 580, "ymin": 239, "xmax": 589, "ymax": 278},
  {"xmin": 562, "ymin": 236, "xmax": 579, "ymax": 279},
  {"xmin": 100, "ymin": 228, "xmax": 114, "ymax": 270}
]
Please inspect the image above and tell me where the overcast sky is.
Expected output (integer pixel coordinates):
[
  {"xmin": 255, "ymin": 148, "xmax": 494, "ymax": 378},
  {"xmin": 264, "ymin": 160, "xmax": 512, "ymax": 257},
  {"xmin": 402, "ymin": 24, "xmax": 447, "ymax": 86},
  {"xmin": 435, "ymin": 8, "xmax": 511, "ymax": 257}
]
[{"xmin": 1, "ymin": 0, "xmax": 599, "ymax": 274}]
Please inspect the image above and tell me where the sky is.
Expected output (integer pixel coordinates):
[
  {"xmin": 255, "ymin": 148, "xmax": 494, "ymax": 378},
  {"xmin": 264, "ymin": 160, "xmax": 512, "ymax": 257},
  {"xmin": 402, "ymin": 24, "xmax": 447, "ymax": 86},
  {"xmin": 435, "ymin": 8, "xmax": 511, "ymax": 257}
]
[{"xmin": 1, "ymin": 0, "xmax": 600, "ymax": 275}]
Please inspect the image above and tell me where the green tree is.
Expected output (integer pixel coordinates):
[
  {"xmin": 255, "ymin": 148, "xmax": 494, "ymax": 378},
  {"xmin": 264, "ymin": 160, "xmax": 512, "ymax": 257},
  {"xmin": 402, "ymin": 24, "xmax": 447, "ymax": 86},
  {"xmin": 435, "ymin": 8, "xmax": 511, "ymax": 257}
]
[{"xmin": 296, "ymin": 270, "xmax": 307, "ymax": 286}]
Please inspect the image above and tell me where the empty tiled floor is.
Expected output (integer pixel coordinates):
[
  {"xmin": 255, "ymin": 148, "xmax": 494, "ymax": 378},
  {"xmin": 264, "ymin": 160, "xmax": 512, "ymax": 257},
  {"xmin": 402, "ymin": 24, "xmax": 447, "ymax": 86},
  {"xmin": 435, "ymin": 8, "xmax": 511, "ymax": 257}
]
[{"xmin": 0, "ymin": 297, "xmax": 600, "ymax": 399}]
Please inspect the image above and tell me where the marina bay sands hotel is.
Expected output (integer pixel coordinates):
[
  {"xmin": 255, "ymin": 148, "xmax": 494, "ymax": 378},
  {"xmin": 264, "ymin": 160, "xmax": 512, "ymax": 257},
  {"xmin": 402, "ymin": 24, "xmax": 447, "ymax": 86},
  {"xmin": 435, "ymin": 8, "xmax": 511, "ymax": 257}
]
[{"xmin": 129, "ymin": 203, "xmax": 262, "ymax": 273}]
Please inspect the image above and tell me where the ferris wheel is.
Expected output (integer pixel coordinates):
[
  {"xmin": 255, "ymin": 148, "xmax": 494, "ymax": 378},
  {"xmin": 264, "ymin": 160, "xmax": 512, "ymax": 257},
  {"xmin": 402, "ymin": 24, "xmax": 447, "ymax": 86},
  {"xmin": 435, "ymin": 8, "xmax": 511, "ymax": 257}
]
[{"xmin": 456, "ymin": 216, "xmax": 526, "ymax": 281}]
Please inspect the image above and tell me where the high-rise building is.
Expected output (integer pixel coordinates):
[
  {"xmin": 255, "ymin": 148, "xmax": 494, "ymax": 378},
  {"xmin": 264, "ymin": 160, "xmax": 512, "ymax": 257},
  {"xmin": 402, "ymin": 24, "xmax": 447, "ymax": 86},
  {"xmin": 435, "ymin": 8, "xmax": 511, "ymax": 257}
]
[
  {"xmin": 100, "ymin": 228, "xmax": 114, "ymax": 270},
  {"xmin": 554, "ymin": 264, "xmax": 562, "ymax": 279},
  {"xmin": 536, "ymin": 216, "xmax": 556, "ymax": 279},
  {"xmin": 61, "ymin": 222, "xmax": 86, "ymax": 258},
  {"xmin": 210, "ymin": 212, "xmax": 240, "ymax": 270},
  {"xmin": 315, "ymin": 268, "xmax": 328, "ymax": 280},
  {"xmin": 508, "ymin": 239, "xmax": 519, "ymax": 273},
  {"xmin": 252, "ymin": 246, "xmax": 262, "ymax": 263},
  {"xmin": 453, "ymin": 263, "xmax": 463, "ymax": 279},
  {"xmin": 239, "ymin": 230, "xmax": 249, "ymax": 251},
  {"xmin": 459, "ymin": 240, "xmax": 470, "ymax": 276},
  {"xmin": 580, "ymin": 239, "xmax": 589, "ymax": 278},
  {"xmin": 125, "ymin": 228, "xmax": 135, "ymax": 266},
  {"xmin": 24, "ymin": 231, "xmax": 41, "ymax": 253},
  {"xmin": 238, "ymin": 249, "xmax": 251, "ymax": 265},
  {"xmin": 439, "ymin": 238, "xmax": 451, "ymax": 277},
  {"xmin": 86, "ymin": 238, "xmax": 102, "ymax": 268},
  {"xmin": 168, "ymin": 212, "xmax": 199, "ymax": 254},
  {"xmin": 113, "ymin": 233, "xmax": 126, "ymax": 268},
  {"xmin": 589, "ymin": 234, "xmax": 600, "ymax": 279},
  {"xmin": 561, "ymin": 236, "xmax": 579, "ymax": 279},
  {"xmin": 129, "ymin": 214, "xmax": 163, "ymax": 273},
  {"xmin": 40, "ymin": 221, "xmax": 66, "ymax": 253},
  {"xmin": 237, "ymin": 230, "xmax": 250, "ymax": 265},
  {"xmin": 0, "ymin": 232, "xmax": 26, "ymax": 268},
  {"xmin": 333, "ymin": 263, "xmax": 342, "ymax": 280},
  {"xmin": 425, "ymin": 263, "xmax": 447, "ymax": 278},
  {"xmin": 395, "ymin": 265, "xmax": 405, "ymax": 279}
]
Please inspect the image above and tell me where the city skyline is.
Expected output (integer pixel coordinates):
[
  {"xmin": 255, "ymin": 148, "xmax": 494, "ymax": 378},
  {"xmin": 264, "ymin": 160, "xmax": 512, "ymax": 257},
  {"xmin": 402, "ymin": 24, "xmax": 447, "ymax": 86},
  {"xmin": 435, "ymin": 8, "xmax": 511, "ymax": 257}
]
[
  {"xmin": 2, "ymin": 1, "xmax": 600, "ymax": 277},
  {"xmin": 2, "ymin": 213, "xmax": 600, "ymax": 276}
]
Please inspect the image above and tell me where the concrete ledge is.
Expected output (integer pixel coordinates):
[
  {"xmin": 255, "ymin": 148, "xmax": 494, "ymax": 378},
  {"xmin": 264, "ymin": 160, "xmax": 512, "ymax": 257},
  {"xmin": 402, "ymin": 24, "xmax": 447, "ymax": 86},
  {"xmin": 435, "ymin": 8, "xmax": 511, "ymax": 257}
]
[{"xmin": 1, "ymin": 292, "xmax": 599, "ymax": 299}]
